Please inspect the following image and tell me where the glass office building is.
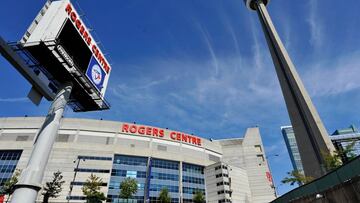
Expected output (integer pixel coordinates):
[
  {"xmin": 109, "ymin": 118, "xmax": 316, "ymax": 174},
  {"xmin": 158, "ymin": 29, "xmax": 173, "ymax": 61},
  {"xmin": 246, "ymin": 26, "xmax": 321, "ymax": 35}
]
[
  {"xmin": 330, "ymin": 125, "xmax": 360, "ymax": 162},
  {"xmin": 281, "ymin": 126, "xmax": 304, "ymax": 175}
]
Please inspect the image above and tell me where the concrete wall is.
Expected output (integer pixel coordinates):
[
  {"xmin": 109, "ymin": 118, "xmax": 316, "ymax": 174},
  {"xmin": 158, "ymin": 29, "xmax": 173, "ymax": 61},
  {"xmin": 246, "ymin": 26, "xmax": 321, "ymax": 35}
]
[
  {"xmin": 215, "ymin": 127, "xmax": 276, "ymax": 203},
  {"xmin": 229, "ymin": 165, "xmax": 252, "ymax": 202}
]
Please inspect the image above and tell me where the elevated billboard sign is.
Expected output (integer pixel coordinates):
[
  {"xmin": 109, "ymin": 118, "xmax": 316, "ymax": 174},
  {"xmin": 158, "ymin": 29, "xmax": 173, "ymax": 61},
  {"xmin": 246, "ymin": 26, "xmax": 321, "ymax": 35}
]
[
  {"xmin": 3, "ymin": 1, "xmax": 112, "ymax": 201},
  {"xmin": 20, "ymin": 0, "xmax": 111, "ymax": 111}
]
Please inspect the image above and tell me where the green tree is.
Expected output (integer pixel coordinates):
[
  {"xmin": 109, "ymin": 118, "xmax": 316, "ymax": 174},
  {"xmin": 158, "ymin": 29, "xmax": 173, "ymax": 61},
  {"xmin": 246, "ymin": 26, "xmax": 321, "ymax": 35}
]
[
  {"xmin": 82, "ymin": 174, "xmax": 106, "ymax": 203},
  {"xmin": 281, "ymin": 170, "xmax": 313, "ymax": 186},
  {"xmin": 119, "ymin": 177, "xmax": 138, "ymax": 203},
  {"xmin": 0, "ymin": 169, "xmax": 21, "ymax": 202},
  {"xmin": 323, "ymin": 151, "xmax": 342, "ymax": 171},
  {"xmin": 42, "ymin": 170, "xmax": 65, "ymax": 203},
  {"xmin": 158, "ymin": 187, "xmax": 171, "ymax": 203},
  {"xmin": 193, "ymin": 189, "xmax": 205, "ymax": 203},
  {"xmin": 323, "ymin": 141, "xmax": 357, "ymax": 171}
]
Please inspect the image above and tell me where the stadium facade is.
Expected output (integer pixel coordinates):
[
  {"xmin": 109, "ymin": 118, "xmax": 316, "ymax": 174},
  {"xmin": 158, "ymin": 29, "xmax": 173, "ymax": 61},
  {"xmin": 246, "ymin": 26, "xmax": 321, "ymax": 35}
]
[{"xmin": 0, "ymin": 117, "xmax": 275, "ymax": 203}]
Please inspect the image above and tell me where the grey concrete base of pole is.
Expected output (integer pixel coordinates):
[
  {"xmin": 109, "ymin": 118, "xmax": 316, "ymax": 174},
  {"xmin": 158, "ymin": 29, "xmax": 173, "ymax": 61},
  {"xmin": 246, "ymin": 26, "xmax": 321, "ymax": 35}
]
[{"xmin": 10, "ymin": 83, "xmax": 73, "ymax": 203}]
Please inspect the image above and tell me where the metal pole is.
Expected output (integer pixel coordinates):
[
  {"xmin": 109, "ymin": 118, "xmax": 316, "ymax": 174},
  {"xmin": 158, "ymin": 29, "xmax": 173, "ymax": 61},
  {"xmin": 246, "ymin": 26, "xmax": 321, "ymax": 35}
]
[
  {"xmin": 10, "ymin": 83, "xmax": 73, "ymax": 203},
  {"xmin": 67, "ymin": 157, "xmax": 84, "ymax": 203}
]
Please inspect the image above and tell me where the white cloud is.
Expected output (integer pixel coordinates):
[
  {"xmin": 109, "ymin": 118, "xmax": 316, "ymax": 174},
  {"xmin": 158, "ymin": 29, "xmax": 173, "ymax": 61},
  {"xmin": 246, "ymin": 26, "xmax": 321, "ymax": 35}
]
[
  {"xmin": 307, "ymin": 0, "xmax": 323, "ymax": 49},
  {"xmin": 304, "ymin": 51, "xmax": 360, "ymax": 97},
  {"xmin": 196, "ymin": 23, "xmax": 220, "ymax": 77},
  {"xmin": 0, "ymin": 97, "xmax": 28, "ymax": 102}
]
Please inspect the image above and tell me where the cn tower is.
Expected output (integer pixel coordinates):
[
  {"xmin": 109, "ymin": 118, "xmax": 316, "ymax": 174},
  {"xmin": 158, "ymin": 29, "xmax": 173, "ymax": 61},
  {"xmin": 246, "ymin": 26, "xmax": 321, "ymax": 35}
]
[{"xmin": 243, "ymin": 0, "xmax": 335, "ymax": 178}]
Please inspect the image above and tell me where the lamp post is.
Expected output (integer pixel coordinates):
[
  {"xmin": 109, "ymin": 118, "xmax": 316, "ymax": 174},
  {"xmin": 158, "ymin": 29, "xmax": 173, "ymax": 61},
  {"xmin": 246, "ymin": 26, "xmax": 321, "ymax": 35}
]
[
  {"xmin": 243, "ymin": 0, "xmax": 336, "ymax": 179},
  {"xmin": 67, "ymin": 157, "xmax": 85, "ymax": 203}
]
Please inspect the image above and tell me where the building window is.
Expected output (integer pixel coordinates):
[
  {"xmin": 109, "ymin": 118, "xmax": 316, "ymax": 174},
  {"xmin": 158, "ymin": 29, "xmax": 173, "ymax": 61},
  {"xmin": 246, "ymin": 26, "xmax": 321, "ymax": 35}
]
[
  {"xmin": 218, "ymin": 199, "xmax": 232, "ymax": 203},
  {"xmin": 152, "ymin": 159, "xmax": 179, "ymax": 170},
  {"xmin": 70, "ymin": 181, "xmax": 107, "ymax": 186},
  {"xmin": 126, "ymin": 170, "xmax": 137, "ymax": 178},
  {"xmin": 151, "ymin": 172, "xmax": 179, "ymax": 181},
  {"xmin": 257, "ymin": 154, "xmax": 265, "ymax": 162},
  {"xmin": 182, "ymin": 163, "xmax": 204, "ymax": 174},
  {"xmin": 182, "ymin": 187, "xmax": 205, "ymax": 194},
  {"xmin": 0, "ymin": 150, "xmax": 22, "ymax": 186},
  {"xmin": 182, "ymin": 176, "xmax": 204, "ymax": 184},
  {"xmin": 255, "ymin": 145, "xmax": 262, "ymax": 152},
  {"xmin": 68, "ymin": 196, "xmax": 86, "ymax": 200},
  {"xmin": 78, "ymin": 155, "xmax": 112, "ymax": 161},
  {"xmin": 218, "ymin": 190, "xmax": 232, "ymax": 195},
  {"xmin": 216, "ymin": 173, "xmax": 229, "ymax": 178},
  {"xmin": 113, "ymin": 155, "xmax": 147, "ymax": 166},
  {"xmin": 150, "ymin": 158, "xmax": 180, "ymax": 201},
  {"xmin": 215, "ymin": 165, "xmax": 228, "ymax": 170},
  {"xmin": 182, "ymin": 163, "xmax": 205, "ymax": 202},
  {"xmin": 217, "ymin": 181, "xmax": 230, "ymax": 186},
  {"xmin": 108, "ymin": 155, "xmax": 148, "ymax": 203},
  {"xmin": 74, "ymin": 168, "xmax": 110, "ymax": 173},
  {"xmin": 111, "ymin": 169, "xmax": 146, "ymax": 178},
  {"xmin": 149, "ymin": 184, "xmax": 179, "ymax": 192}
]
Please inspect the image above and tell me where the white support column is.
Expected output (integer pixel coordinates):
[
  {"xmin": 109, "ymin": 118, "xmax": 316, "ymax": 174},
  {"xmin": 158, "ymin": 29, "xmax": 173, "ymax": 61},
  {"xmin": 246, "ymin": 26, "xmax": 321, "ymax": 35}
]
[
  {"xmin": 179, "ymin": 161, "xmax": 183, "ymax": 203},
  {"xmin": 10, "ymin": 83, "xmax": 72, "ymax": 203}
]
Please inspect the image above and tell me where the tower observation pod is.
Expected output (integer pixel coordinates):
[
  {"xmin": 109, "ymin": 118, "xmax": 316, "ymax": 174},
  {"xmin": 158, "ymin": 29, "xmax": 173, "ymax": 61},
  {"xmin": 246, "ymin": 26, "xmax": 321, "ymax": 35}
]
[{"xmin": 243, "ymin": 0, "xmax": 336, "ymax": 179}]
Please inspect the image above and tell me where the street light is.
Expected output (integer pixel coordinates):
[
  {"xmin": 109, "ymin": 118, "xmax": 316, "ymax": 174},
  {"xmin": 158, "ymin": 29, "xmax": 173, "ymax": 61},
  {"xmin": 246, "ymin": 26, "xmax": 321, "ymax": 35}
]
[{"xmin": 67, "ymin": 156, "xmax": 85, "ymax": 203}]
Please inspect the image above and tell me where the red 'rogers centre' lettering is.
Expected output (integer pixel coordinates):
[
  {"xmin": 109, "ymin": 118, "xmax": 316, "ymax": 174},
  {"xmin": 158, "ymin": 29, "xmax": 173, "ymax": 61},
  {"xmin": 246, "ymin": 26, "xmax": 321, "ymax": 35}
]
[
  {"xmin": 65, "ymin": 3, "xmax": 111, "ymax": 74},
  {"xmin": 122, "ymin": 124, "xmax": 164, "ymax": 137},
  {"xmin": 121, "ymin": 124, "xmax": 202, "ymax": 146},
  {"xmin": 169, "ymin": 132, "xmax": 201, "ymax": 146}
]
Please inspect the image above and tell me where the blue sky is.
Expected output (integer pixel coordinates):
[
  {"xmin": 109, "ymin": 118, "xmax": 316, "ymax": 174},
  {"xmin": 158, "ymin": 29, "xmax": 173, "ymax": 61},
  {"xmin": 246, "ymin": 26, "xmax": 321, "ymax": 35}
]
[{"xmin": 1, "ymin": 0, "xmax": 360, "ymax": 195}]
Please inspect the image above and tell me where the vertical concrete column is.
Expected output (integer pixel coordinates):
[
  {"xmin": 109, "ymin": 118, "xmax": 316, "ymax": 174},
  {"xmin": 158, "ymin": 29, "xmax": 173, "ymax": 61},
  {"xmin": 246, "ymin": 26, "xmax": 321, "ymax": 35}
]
[
  {"xmin": 179, "ymin": 161, "xmax": 183, "ymax": 203},
  {"xmin": 10, "ymin": 83, "xmax": 72, "ymax": 203},
  {"xmin": 244, "ymin": 0, "xmax": 335, "ymax": 178},
  {"xmin": 144, "ymin": 157, "xmax": 152, "ymax": 203}
]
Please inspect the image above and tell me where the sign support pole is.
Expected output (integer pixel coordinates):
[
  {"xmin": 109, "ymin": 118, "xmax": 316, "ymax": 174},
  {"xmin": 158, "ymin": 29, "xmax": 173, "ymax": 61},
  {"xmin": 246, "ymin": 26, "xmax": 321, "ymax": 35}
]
[{"xmin": 10, "ymin": 83, "xmax": 73, "ymax": 203}]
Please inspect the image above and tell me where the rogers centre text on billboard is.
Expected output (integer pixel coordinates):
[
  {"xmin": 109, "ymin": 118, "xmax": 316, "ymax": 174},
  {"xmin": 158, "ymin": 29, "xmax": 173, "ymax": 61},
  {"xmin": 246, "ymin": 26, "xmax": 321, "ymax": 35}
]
[
  {"xmin": 65, "ymin": 3, "xmax": 111, "ymax": 74},
  {"xmin": 121, "ymin": 124, "xmax": 202, "ymax": 146}
]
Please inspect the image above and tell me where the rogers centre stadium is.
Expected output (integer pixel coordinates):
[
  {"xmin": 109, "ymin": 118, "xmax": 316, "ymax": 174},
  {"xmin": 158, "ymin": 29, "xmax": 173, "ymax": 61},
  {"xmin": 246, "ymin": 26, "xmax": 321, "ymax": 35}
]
[{"xmin": 0, "ymin": 117, "xmax": 275, "ymax": 203}]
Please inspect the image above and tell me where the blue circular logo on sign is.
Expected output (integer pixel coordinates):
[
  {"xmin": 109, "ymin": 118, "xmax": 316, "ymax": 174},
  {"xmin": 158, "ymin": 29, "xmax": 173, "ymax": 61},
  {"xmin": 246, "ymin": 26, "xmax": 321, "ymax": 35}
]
[{"xmin": 91, "ymin": 64, "xmax": 102, "ymax": 85}]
